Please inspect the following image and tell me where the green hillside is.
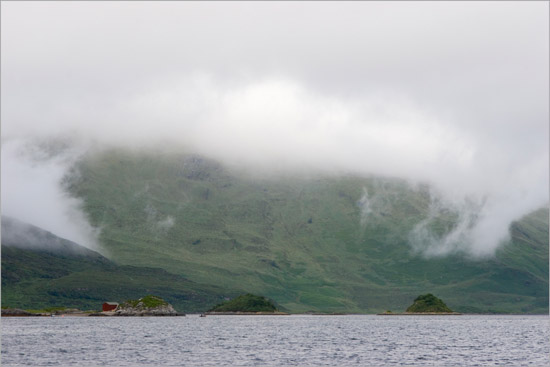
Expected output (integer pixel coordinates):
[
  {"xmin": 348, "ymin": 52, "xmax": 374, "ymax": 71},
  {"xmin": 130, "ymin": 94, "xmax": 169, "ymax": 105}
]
[
  {"xmin": 1, "ymin": 217, "xmax": 236, "ymax": 312},
  {"xmin": 59, "ymin": 148, "xmax": 549, "ymax": 314}
]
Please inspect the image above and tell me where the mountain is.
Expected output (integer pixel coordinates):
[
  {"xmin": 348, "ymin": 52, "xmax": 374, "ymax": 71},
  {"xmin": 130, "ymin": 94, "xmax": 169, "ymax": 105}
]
[
  {"xmin": 1, "ymin": 216, "xmax": 237, "ymax": 312},
  {"xmin": 58, "ymin": 148, "xmax": 548, "ymax": 314}
]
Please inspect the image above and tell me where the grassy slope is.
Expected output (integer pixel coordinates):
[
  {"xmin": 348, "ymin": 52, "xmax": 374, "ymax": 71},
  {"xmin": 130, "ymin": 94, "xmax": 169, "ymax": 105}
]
[
  {"xmin": 64, "ymin": 148, "xmax": 548, "ymax": 314},
  {"xmin": 1, "ymin": 223, "xmax": 237, "ymax": 312}
]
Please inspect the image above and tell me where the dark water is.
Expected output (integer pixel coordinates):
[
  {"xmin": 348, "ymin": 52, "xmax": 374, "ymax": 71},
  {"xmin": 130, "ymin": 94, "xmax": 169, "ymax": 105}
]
[{"xmin": 1, "ymin": 315, "xmax": 548, "ymax": 366}]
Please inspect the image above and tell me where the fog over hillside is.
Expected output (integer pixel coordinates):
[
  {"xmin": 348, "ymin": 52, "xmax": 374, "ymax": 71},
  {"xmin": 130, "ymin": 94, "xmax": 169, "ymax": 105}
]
[{"xmin": 1, "ymin": 2, "xmax": 548, "ymax": 256}]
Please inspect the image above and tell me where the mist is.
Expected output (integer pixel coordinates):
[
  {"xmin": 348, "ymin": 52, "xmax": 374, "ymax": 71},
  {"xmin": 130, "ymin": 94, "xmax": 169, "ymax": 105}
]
[
  {"xmin": 1, "ymin": 138, "xmax": 100, "ymax": 250},
  {"xmin": 1, "ymin": 1, "xmax": 548, "ymax": 256}
]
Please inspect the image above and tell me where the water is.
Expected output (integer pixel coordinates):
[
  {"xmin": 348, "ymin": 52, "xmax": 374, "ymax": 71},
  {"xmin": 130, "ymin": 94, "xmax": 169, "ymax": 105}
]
[{"xmin": 1, "ymin": 315, "xmax": 548, "ymax": 366}]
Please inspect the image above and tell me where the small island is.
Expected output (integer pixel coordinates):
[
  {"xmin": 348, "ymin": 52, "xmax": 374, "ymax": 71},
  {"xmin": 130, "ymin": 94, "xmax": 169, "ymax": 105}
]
[
  {"xmin": 90, "ymin": 295, "xmax": 182, "ymax": 316},
  {"xmin": 114, "ymin": 295, "xmax": 180, "ymax": 316},
  {"xmin": 205, "ymin": 293, "xmax": 288, "ymax": 315},
  {"xmin": 379, "ymin": 293, "xmax": 461, "ymax": 315},
  {"xmin": 406, "ymin": 293, "xmax": 455, "ymax": 313},
  {"xmin": 2, "ymin": 295, "xmax": 182, "ymax": 317}
]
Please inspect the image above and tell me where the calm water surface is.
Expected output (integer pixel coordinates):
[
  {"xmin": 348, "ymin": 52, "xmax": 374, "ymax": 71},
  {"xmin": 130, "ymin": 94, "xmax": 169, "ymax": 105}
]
[{"xmin": 1, "ymin": 315, "xmax": 548, "ymax": 366}]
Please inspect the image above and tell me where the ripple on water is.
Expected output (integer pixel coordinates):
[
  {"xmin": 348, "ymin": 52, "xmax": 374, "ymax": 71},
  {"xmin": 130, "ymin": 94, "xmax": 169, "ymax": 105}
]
[{"xmin": 1, "ymin": 315, "xmax": 549, "ymax": 366}]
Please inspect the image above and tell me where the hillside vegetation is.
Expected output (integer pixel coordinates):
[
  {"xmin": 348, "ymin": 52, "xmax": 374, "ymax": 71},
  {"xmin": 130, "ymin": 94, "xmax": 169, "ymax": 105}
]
[
  {"xmin": 208, "ymin": 294, "xmax": 278, "ymax": 313},
  {"xmin": 1, "ymin": 217, "xmax": 236, "ymax": 312},
  {"xmin": 57, "ymin": 148, "xmax": 549, "ymax": 314},
  {"xmin": 406, "ymin": 294, "xmax": 453, "ymax": 313}
]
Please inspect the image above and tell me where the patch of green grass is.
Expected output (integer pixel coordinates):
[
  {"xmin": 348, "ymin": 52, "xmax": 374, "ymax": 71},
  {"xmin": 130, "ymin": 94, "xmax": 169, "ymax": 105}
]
[{"xmin": 122, "ymin": 295, "xmax": 168, "ymax": 309}]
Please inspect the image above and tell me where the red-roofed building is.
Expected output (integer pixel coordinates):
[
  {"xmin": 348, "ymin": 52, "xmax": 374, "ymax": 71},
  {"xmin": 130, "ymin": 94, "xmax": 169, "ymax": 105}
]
[{"xmin": 102, "ymin": 302, "xmax": 119, "ymax": 312}]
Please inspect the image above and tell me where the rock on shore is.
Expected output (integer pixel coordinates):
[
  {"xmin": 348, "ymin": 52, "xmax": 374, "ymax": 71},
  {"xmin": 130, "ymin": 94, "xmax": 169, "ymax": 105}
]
[
  {"xmin": 113, "ymin": 295, "xmax": 181, "ymax": 316},
  {"xmin": 115, "ymin": 304, "xmax": 179, "ymax": 316}
]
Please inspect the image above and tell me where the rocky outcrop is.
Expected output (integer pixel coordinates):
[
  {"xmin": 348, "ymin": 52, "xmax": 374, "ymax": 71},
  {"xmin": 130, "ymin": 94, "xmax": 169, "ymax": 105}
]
[
  {"xmin": 113, "ymin": 295, "xmax": 182, "ymax": 316},
  {"xmin": 115, "ymin": 304, "xmax": 179, "ymax": 316}
]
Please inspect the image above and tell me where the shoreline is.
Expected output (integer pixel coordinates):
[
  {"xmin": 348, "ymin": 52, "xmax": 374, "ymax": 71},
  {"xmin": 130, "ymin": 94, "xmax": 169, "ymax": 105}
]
[
  {"xmin": 377, "ymin": 312, "xmax": 462, "ymax": 316},
  {"xmin": 204, "ymin": 311, "xmax": 289, "ymax": 316},
  {"xmin": 3, "ymin": 308, "xmax": 547, "ymax": 317}
]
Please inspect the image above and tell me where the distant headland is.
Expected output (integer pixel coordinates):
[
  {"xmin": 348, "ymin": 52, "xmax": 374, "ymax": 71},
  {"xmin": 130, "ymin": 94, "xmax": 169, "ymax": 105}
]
[{"xmin": 205, "ymin": 294, "xmax": 288, "ymax": 315}]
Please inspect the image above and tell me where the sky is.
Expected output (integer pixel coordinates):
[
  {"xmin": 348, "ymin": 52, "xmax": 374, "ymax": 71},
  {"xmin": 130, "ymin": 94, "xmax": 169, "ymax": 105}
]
[{"xmin": 1, "ymin": 1, "xmax": 548, "ymax": 255}]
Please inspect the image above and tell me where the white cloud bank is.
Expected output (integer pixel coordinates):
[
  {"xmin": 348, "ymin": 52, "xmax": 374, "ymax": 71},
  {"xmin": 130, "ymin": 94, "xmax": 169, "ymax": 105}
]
[
  {"xmin": 1, "ymin": 139, "xmax": 100, "ymax": 250},
  {"xmin": 1, "ymin": 1, "xmax": 548, "ymax": 255}
]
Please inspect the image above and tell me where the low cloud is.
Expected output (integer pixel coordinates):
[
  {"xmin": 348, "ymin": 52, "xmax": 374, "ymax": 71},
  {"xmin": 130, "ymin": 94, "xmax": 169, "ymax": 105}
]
[
  {"xmin": 407, "ymin": 190, "xmax": 493, "ymax": 258},
  {"xmin": 1, "ymin": 2, "xmax": 547, "ymax": 256},
  {"xmin": 1, "ymin": 138, "xmax": 101, "ymax": 251},
  {"xmin": 144, "ymin": 202, "xmax": 175, "ymax": 239}
]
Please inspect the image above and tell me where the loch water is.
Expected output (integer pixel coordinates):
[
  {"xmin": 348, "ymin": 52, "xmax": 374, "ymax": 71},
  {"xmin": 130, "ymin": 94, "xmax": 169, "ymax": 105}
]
[{"xmin": 1, "ymin": 315, "xmax": 548, "ymax": 366}]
